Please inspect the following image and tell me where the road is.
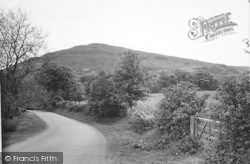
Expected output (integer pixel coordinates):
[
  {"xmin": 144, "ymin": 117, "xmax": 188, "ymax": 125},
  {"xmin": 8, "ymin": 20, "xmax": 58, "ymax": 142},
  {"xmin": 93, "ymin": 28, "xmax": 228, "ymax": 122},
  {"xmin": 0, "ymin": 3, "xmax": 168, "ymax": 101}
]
[{"xmin": 5, "ymin": 111, "xmax": 107, "ymax": 164}]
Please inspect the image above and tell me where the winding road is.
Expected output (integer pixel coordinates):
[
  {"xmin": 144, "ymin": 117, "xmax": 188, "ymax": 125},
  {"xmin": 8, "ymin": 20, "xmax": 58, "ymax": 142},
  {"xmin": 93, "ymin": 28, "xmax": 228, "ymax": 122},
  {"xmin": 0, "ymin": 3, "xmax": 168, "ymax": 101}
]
[{"xmin": 5, "ymin": 111, "xmax": 107, "ymax": 164}]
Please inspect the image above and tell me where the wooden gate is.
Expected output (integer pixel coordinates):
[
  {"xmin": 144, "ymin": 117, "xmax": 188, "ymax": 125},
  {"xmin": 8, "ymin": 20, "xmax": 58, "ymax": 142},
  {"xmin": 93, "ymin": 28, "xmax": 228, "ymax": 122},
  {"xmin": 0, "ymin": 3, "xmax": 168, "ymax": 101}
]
[{"xmin": 190, "ymin": 115, "xmax": 222, "ymax": 145}]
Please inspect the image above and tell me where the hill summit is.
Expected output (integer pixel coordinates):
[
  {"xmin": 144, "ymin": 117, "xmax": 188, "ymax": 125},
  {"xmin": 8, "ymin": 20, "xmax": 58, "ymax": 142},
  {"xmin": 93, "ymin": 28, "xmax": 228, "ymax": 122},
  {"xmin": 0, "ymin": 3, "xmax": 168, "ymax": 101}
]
[{"xmin": 40, "ymin": 43, "xmax": 247, "ymax": 79}]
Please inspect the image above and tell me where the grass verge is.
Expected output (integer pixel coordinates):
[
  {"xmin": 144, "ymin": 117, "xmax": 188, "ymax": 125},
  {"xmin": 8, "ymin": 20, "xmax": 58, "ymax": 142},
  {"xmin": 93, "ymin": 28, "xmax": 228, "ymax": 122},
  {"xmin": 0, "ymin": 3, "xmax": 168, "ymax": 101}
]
[
  {"xmin": 54, "ymin": 108, "xmax": 203, "ymax": 164},
  {"xmin": 2, "ymin": 111, "xmax": 48, "ymax": 148}
]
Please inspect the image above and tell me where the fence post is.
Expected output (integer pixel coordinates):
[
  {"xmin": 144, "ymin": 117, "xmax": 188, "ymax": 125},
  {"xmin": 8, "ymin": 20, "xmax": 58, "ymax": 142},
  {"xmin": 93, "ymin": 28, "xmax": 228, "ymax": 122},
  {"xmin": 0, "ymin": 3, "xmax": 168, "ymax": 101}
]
[
  {"xmin": 190, "ymin": 115, "xmax": 195, "ymax": 139},
  {"xmin": 195, "ymin": 117, "xmax": 198, "ymax": 138}
]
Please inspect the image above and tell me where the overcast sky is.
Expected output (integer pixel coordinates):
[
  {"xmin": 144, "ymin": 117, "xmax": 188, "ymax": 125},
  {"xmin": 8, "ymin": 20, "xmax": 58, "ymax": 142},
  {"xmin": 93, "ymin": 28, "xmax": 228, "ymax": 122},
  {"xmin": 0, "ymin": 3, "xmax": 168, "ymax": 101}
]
[{"xmin": 1, "ymin": 0, "xmax": 249, "ymax": 66}]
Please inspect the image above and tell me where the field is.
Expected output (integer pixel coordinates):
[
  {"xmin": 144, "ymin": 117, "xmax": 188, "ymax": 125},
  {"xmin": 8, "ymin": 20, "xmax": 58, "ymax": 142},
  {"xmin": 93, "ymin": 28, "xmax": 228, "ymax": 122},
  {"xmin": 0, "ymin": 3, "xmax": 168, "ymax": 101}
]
[{"xmin": 138, "ymin": 91, "xmax": 217, "ymax": 108}]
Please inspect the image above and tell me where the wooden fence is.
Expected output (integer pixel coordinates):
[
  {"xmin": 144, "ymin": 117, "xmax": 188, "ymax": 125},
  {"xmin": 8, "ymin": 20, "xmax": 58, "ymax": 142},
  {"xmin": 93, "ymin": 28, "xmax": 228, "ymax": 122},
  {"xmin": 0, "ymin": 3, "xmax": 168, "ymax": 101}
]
[{"xmin": 190, "ymin": 115, "xmax": 222, "ymax": 145}]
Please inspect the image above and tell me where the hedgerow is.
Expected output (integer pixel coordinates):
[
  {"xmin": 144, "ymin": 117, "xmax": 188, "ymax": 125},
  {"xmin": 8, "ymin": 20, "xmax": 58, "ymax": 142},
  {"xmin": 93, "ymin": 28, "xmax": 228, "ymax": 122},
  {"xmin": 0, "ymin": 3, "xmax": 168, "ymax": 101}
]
[
  {"xmin": 204, "ymin": 75, "xmax": 250, "ymax": 164},
  {"xmin": 128, "ymin": 105, "xmax": 155, "ymax": 134},
  {"xmin": 156, "ymin": 82, "xmax": 208, "ymax": 143}
]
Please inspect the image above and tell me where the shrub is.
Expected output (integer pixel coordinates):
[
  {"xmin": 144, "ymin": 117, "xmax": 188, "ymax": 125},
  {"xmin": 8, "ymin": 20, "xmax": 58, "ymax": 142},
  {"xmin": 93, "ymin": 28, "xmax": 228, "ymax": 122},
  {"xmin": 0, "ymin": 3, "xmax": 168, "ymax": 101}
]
[
  {"xmin": 85, "ymin": 71, "xmax": 125, "ymax": 117},
  {"xmin": 3, "ymin": 119, "xmax": 17, "ymax": 132},
  {"xmin": 157, "ymin": 71, "xmax": 178, "ymax": 90},
  {"xmin": 193, "ymin": 71, "xmax": 219, "ymax": 90},
  {"xmin": 156, "ymin": 82, "xmax": 207, "ymax": 143},
  {"xmin": 172, "ymin": 136, "xmax": 202, "ymax": 155},
  {"xmin": 85, "ymin": 51, "xmax": 148, "ymax": 118},
  {"xmin": 69, "ymin": 104, "xmax": 88, "ymax": 112},
  {"xmin": 203, "ymin": 75, "xmax": 250, "ymax": 164},
  {"xmin": 128, "ymin": 105, "xmax": 155, "ymax": 133}
]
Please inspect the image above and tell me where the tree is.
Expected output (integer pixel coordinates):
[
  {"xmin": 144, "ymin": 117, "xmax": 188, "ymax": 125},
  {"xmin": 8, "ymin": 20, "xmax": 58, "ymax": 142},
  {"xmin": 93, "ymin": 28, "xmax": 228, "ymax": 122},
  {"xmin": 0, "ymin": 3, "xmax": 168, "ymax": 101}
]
[
  {"xmin": 113, "ymin": 51, "xmax": 148, "ymax": 108},
  {"xmin": 85, "ymin": 51, "xmax": 148, "ymax": 118},
  {"xmin": 36, "ymin": 63, "xmax": 78, "ymax": 100},
  {"xmin": 173, "ymin": 69, "xmax": 193, "ymax": 83},
  {"xmin": 85, "ymin": 71, "xmax": 124, "ymax": 117},
  {"xmin": 193, "ymin": 71, "xmax": 218, "ymax": 90},
  {"xmin": 0, "ymin": 9, "xmax": 46, "ymax": 119},
  {"xmin": 157, "ymin": 71, "xmax": 177, "ymax": 90}
]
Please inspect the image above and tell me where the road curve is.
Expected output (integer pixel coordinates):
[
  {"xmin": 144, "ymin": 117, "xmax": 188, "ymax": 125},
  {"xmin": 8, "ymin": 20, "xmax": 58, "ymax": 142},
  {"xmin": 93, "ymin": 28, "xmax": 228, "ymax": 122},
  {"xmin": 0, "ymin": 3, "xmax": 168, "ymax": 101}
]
[{"xmin": 5, "ymin": 111, "xmax": 107, "ymax": 164}]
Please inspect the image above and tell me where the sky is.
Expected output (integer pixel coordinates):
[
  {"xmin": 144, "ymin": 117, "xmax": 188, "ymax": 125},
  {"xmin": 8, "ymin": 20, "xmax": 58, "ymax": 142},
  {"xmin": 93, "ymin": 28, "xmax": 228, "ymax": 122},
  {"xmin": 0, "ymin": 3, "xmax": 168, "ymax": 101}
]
[{"xmin": 1, "ymin": 0, "xmax": 249, "ymax": 66}]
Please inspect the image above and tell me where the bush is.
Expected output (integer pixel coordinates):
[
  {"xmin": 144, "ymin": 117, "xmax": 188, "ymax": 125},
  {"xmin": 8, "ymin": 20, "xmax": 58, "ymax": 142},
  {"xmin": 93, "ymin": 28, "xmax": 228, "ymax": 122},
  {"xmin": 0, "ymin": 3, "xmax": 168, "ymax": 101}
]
[
  {"xmin": 193, "ymin": 71, "xmax": 219, "ymax": 90},
  {"xmin": 128, "ymin": 105, "xmax": 155, "ymax": 133},
  {"xmin": 204, "ymin": 75, "xmax": 250, "ymax": 164},
  {"xmin": 85, "ymin": 51, "xmax": 148, "ymax": 118},
  {"xmin": 156, "ymin": 82, "xmax": 207, "ymax": 143},
  {"xmin": 172, "ymin": 136, "xmax": 202, "ymax": 155},
  {"xmin": 3, "ymin": 119, "xmax": 17, "ymax": 132},
  {"xmin": 69, "ymin": 104, "xmax": 88, "ymax": 112},
  {"xmin": 157, "ymin": 71, "xmax": 177, "ymax": 90},
  {"xmin": 85, "ymin": 71, "xmax": 125, "ymax": 117}
]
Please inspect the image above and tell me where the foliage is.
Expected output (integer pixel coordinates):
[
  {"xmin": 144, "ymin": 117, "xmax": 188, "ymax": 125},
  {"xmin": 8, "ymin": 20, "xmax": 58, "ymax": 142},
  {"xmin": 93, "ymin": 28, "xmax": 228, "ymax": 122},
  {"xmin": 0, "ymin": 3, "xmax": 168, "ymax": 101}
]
[
  {"xmin": 16, "ymin": 78, "xmax": 52, "ymax": 109},
  {"xmin": 0, "ymin": 9, "xmax": 46, "ymax": 120},
  {"xmin": 128, "ymin": 105, "xmax": 155, "ymax": 134},
  {"xmin": 80, "ymin": 74, "xmax": 96, "ymax": 84},
  {"xmin": 85, "ymin": 51, "xmax": 148, "ymax": 118},
  {"xmin": 157, "ymin": 71, "xmax": 177, "ymax": 90},
  {"xmin": 36, "ymin": 62, "xmax": 80, "ymax": 100},
  {"xmin": 2, "ymin": 119, "xmax": 17, "ymax": 132},
  {"xmin": 156, "ymin": 82, "xmax": 207, "ymax": 143},
  {"xmin": 85, "ymin": 71, "xmax": 124, "ymax": 117},
  {"xmin": 69, "ymin": 104, "xmax": 88, "ymax": 112},
  {"xmin": 153, "ymin": 69, "xmax": 195, "ymax": 92},
  {"xmin": 173, "ymin": 69, "xmax": 194, "ymax": 83},
  {"xmin": 144, "ymin": 72, "xmax": 160, "ymax": 93},
  {"xmin": 193, "ymin": 71, "xmax": 219, "ymax": 90},
  {"xmin": 172, "ymin": 136, "xmax": 202, "ymax": 155},
  {"xmin": 113, "ymin": 51, "xmax": 148, "ymax": 108},
  {"xmin": 204, "ymin": 75, "xmax": 250, "ymax": 164}
]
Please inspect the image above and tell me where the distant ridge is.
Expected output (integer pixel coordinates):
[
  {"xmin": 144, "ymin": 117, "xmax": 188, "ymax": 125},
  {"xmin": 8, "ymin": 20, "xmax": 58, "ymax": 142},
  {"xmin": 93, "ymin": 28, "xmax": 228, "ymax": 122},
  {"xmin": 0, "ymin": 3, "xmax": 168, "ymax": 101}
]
[{"xmin": 39, "ymin": 43, "xmax": 248, "ymax": 79}]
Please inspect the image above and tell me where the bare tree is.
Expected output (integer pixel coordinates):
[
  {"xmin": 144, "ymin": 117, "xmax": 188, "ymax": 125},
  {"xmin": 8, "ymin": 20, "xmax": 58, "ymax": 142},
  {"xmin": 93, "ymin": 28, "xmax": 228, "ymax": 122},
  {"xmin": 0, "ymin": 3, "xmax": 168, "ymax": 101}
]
[
  {"xmin": 0, "ymin": 8, "xmax": 47, "ymax": 119},
  {"xmin": 0, "ymin": 8, "xmax": 47, "ymax": 94},
  {"xmin": 243, "ymin": 38, "xmax": 249, "ymax": 54}
]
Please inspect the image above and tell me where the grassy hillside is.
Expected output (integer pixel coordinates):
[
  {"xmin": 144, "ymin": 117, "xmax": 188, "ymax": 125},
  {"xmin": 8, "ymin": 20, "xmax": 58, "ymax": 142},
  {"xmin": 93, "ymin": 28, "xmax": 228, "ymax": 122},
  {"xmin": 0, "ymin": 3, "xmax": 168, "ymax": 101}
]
[{"xmin": 40, "ymin": 43, "xmax": 248, "ymax": 79}]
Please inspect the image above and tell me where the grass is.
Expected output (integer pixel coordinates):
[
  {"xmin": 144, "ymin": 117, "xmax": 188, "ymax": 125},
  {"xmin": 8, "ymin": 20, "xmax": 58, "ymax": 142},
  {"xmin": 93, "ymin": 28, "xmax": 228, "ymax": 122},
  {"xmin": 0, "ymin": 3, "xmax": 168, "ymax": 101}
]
[
  {"xmin": 54, "ymin": 108, "xmax": 203, "ymax": 164},
  {"xmin": 45, "ymin": 43, "xmax": 247, "ymax": 80},
  {"xmin": 196, "ymin": 91, "xmax": 217, "ymax": 105},
  {"xmin": 2, "ymin": 111, "xmax": 48, "ymax": 148},
  {"xmin": 53, "ymin": 92, "xmax": 212, "ymax": 164}
]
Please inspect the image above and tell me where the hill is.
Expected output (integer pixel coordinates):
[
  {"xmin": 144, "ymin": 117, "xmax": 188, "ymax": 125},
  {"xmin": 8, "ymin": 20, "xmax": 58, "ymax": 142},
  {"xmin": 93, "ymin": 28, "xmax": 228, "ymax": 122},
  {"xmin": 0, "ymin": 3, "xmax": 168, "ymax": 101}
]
[{"xmin": 39, "ymin": 43, "xmax": 248, "ymax": 80}]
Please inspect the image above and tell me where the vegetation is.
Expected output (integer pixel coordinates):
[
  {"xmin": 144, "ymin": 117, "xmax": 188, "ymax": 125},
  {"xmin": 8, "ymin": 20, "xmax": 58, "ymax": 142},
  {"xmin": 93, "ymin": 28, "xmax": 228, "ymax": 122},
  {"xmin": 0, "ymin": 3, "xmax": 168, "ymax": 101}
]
[
  {"xmin": 35, "ymin": 62, "xmax": 83, "ymax": 106},
  {"xmin": 150, "ymin": 69, "xmax": 219, "ymax": 93},
  {"xmin": 193, "ymin": 71, "xmax": 219, "ymax": 90},
  {"xmin": 113, "ymin": 51, "xmax": 148, "ymax": 108},
  {"xmin": 156, "ymin": 82, "xmax": 208, "ymax": 145},
  {"xmin": 2, "ymin": 111, "xmax": 47, "ymax": 148},
  {"xmin": 85, "ymin": 51, "xmax": 148, "ymax": 118},
  {"xmin": 37, "ymin": 43, "xmax": 247, "ymax": 81},
  {"xmin": 0, "ymin": 9, "xmax": 46, "ymax": 121},
  {"xmin": 128, "ymin": 104, "xmax": 155, "ymax": 134},
  {"xmin": 157, "ymin": 71, "xmax": 177, "ymax": 91},
  {"xmin": 85, "ymin": 71, "xmax": 123, "ymax": 117},
  {"xmin": 204, "ymin": 75, "xmax": 250, "ymax": 164}
]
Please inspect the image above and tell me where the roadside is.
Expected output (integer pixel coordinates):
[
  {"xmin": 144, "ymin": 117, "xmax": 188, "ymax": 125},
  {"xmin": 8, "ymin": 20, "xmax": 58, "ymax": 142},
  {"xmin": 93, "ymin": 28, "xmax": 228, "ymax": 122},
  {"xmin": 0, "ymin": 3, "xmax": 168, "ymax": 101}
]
[
  {"xmin": 53, "ymin": 91, "xmax": 210, "ymax": 164},
  {"xmin": 5, "ymin": 111, "xmax": 106, "ymax": 164},
  {"xmin": 54, "ymin": 109, "xmax": 203, "ymax": 164},
  {"xmin": 4, "ymin": 91, "xmax": 214, "ymax": 163},
  {"xmin": 2, "ymin": 111, "xmax": 47, "ymax": 148}
]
